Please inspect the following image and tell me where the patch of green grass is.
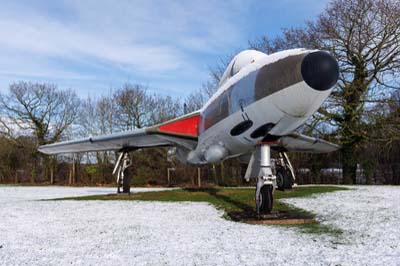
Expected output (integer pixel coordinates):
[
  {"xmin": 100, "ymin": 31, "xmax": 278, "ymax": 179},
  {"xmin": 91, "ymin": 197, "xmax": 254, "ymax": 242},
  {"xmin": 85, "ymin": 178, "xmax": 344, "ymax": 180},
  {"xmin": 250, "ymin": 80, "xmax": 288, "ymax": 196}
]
[
  {"xmin": 281, "ymin": 220, "xmax": 344, "ymax": 236},
  {"xmin": 50, "ymin": 186, "xmax": 350, "ymax": 236}
]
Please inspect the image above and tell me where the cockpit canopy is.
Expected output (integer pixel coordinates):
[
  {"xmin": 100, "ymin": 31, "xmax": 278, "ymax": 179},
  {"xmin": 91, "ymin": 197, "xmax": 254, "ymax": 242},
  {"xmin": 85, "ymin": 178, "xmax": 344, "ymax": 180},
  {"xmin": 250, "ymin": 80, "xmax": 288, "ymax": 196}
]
[{"xmin": 219, "ymin": 50, "xmax": 267, "ymax": 87}]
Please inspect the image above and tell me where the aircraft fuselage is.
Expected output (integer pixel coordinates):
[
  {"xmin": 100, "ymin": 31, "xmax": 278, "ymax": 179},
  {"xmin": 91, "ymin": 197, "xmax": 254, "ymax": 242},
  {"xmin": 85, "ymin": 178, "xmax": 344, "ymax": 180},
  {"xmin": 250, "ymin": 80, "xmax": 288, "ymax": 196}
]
[{"xmin": 186, "ymin": 48, "xmax": 339, "ymax": 164}]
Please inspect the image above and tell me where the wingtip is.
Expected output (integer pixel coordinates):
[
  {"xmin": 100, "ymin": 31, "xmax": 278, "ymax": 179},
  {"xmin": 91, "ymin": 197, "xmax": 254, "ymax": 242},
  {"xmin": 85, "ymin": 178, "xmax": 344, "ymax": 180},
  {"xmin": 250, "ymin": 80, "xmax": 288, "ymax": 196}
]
[{"xmin": 37, "ymin": 145, "xmax": 52, "ymax": 155}]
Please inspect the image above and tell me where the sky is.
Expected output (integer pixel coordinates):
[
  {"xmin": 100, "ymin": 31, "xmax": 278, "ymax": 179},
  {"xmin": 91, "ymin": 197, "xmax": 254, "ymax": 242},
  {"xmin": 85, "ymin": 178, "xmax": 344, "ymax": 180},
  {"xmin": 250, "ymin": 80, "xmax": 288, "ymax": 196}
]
[{"xmin": 0, "ymin": 0, "xmax": 329, "ymax": 99}]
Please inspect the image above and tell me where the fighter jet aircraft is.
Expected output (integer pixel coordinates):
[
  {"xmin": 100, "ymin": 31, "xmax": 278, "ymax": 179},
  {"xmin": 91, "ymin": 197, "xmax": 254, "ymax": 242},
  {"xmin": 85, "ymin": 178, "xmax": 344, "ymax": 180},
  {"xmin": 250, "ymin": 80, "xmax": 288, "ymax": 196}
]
[{"xmin": 39, "ymin": 48, "xmax": 340, "ymax": 214}]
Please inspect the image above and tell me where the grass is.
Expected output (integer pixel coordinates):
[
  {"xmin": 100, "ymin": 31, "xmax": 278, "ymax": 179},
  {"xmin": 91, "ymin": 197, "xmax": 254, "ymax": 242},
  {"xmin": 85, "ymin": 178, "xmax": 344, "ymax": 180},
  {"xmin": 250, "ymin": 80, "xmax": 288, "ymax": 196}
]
[{"xmin": 50, "ymin": 185, "xmax": 349, "ymax": 236}]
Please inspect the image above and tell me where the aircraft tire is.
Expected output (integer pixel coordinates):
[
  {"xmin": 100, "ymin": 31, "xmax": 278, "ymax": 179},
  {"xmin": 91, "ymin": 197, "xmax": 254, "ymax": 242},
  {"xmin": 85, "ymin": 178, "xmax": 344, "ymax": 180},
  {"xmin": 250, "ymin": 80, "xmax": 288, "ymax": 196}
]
[
  {"xmin": 276, "ymin": 167, "xmax": 294, "ymax": 190},
  {"xmin": 276, "ymin": 167, "xmax": 285, "ymax": 190},
  {"xmin": 259, "ymin": 185, "xmax": 273, "ymax": 214}
]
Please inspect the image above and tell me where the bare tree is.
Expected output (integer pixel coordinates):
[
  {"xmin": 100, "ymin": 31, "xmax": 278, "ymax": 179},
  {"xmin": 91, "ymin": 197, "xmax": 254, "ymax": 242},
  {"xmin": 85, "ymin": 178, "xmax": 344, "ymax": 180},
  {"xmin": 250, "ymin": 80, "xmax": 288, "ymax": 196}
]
[
  {"xmin": 251, "ymin": 0, "xmax": 400, "ymax": 183},
  {"xmin": 0, "ymin": 81, "xmax": 80, "ymax": 182},
  {"xmin": 78, "ymin": 96, "xmax": 97, "ymax": 139},
  {"xmin": 184, "ymin": 82, "xmax": 218, "ymax": 113},
  {"xmin": 97, "ymin": 94, "xmax": 117, "ymax": 135},
  {"xmin": 0, "ymin": 81, "xmax": 80, "ymax": 145},
  {"xmin": 76, "ymin": 93, "xmax": 119, "ymax": 184},
  {"xmin": 149, "ymin": 94, "xmax": 181, "ymax": 124},
  {"xmin": 114, "ymin": 84, "xmax": 153, "ymax": 130},
  {"xmin": 249, "ymin": 27, "xmax": 319, "ymax": 54}
]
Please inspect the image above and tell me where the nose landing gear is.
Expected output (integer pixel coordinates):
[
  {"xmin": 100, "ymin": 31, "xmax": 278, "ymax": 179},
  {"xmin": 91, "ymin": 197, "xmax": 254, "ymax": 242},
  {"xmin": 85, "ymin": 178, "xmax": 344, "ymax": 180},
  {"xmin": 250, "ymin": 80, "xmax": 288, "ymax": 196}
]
[
  {"xmin": 254, "ymin": 142, "xmax": 276, "ymax": 215},
  {"xmin": 245, "ymin": 142, "xmax": 297, "ymax": 214},
  {"xmin": 256, "ymin": 178, "xmax": 274, "ymax": 214}
]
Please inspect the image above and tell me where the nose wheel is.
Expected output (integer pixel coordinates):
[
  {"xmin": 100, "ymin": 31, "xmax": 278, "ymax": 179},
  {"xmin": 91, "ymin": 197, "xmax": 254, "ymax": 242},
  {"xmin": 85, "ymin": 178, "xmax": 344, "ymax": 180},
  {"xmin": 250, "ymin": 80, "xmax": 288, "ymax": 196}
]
[{"xmin": 256, "ymin": 183, "xmax": 273, "ymax": 214}]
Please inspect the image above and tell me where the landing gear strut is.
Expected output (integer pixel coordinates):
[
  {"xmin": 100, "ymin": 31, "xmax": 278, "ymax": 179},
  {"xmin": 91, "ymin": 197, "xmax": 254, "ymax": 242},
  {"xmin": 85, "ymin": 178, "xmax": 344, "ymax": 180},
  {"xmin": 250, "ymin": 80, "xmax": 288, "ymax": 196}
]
[
  {"xmin": 255, "ymin": 143, "xmax": 276, "ymax": 214},
  {"xmin": 275, "ymin": 152, "xmax": 295, "ymax": 191},
  {"xmin": 113, "ymin": 151, "xmax": 132, "ymax": 193}
]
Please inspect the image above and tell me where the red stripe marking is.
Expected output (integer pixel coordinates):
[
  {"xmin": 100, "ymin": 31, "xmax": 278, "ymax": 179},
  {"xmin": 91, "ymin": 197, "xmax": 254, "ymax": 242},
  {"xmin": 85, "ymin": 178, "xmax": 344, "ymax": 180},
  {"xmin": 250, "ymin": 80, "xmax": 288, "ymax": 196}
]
[{"xmin": 158, "ymin": 115, "xmax": 200, "ymax": 137}]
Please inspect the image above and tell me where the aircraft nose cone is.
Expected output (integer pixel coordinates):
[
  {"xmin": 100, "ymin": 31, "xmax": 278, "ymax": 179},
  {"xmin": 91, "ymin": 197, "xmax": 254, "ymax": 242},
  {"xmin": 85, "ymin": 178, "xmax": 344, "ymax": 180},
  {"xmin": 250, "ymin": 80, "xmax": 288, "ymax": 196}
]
[{"xmin": 301, "ymin": 51, "xmax": 339, "ymax": 91}]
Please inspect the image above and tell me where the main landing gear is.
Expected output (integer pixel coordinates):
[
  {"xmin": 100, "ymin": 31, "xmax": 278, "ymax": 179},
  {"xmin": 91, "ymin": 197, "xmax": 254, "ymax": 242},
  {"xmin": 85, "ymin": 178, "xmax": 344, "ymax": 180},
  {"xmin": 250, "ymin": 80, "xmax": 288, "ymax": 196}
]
[
  {"xmin": 255, "ymin": 143, "xmax": 275, "ymax": 214},
  {"xmin": 275, "ymin": 152, "xmax": 295, "ymax": 191},
  {"xmin": 113, "ymin": 150, "xmax": 132, "ymax": 193}
]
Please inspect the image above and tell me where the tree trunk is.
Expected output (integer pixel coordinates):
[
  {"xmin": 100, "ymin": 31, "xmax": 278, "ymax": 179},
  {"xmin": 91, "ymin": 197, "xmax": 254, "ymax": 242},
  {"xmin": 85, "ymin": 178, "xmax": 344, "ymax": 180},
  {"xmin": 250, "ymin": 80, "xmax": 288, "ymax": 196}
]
[
  {"xmin": 220, "ymin": 162, "xmax": 225, "ymax": 186},
  {"xmin": 50, "ymin": 155, "xmax": 56, "ymax": 184},
  {"xmin": 197, "ymin": 167, "xmax": 201, "ymax": 188},
  {"xmin": 212, "ymin": 165, "xmax": 218, "ymax": 185},
  {"xmin": 191, "ymin": 169, "xmax": 195, "ymax": 186},
  {"xmin": 342, "ymin": 144, "xmax": 357, "ymax": 184},
  {"xmin": 41, "ymin": 154, "xmax": 50, "ymax": 183},
  {"xmin": 69, "ymin": 169, "xmax": 72, "ymax": 185},
  {"xmin": 72, "ymin": 158, "xmax": 76, "ymax": 184},
  {"xmin": 30, "ymin": 164, "xmax": 36, "ymax": 184},
  {"xmin": 167, "ymin": 168, "xmax": 171, "ymax": 187},
  {"xmin": 50, "ymin": 166, "xmax": 54, "ymax": 184}
]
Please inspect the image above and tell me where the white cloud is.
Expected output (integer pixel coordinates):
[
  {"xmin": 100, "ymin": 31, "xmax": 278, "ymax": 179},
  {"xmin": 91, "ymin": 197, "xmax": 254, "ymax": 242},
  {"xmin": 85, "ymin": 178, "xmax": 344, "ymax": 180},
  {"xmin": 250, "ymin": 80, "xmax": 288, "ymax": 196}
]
[
  {"xmin": 0, "ymin": 19, "xmax": 184, "ymax": 72},
  {"xmin": 0, "ymin": 1, "xmax": 247, "ymax": 81},
  {"xmin": 0, "ymin": 0, "xmax": 327, "ymax": 96}
]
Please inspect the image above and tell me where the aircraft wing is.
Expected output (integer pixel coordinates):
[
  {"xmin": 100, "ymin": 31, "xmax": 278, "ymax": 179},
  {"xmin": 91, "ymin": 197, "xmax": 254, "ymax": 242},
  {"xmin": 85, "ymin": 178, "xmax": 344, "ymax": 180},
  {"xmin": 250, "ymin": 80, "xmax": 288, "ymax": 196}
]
[
  {"xmin": 38, "ymin": 112, "xmax": 200, "ymax": 155},
  {"xmin": 274, "ymin": 132, "xmax": 340, "ymax": 153}
]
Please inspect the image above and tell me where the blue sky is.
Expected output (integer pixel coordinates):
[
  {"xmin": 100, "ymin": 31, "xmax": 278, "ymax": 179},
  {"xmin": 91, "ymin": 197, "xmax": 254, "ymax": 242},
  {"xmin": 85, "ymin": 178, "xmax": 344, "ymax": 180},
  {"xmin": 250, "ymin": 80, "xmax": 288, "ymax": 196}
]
[{"xmin": 0, "ymin": 0, "xmax": 329, "ymax": 99}]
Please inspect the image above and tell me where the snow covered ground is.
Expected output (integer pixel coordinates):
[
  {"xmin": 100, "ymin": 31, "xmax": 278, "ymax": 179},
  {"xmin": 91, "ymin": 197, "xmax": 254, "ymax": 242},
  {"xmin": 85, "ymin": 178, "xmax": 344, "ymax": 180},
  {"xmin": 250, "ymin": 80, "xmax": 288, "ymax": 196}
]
[{"xmin": 0, "ymin": 186, "xmax": 399, "ymax": 266}]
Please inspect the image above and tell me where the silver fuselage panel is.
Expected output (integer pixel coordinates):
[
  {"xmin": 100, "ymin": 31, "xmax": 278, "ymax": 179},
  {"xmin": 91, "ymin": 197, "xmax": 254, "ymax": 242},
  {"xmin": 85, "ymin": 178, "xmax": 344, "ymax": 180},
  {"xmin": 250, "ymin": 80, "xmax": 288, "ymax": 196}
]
[{"xmin": 189, "ymin": 49, "xmax": 333, "ymax": 164}]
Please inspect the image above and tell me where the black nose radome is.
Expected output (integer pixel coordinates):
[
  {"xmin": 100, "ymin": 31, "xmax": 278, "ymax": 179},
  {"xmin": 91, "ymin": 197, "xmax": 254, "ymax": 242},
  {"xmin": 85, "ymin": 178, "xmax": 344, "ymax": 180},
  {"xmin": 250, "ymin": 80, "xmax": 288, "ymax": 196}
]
[{"xmin": 301, "ymin": 51, "xmax": 339, "ymax": 91}]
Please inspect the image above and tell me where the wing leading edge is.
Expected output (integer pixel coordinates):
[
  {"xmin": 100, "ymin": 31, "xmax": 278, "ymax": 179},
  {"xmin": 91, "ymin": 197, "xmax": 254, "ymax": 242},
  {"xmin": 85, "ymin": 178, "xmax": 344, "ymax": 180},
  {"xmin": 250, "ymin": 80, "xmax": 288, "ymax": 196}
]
[{"xmin": 38, "ymin": 112, "xmax": 200, "ymax": 155}]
